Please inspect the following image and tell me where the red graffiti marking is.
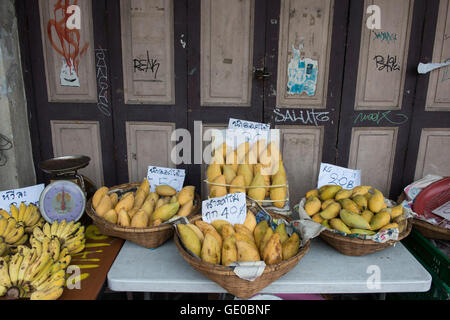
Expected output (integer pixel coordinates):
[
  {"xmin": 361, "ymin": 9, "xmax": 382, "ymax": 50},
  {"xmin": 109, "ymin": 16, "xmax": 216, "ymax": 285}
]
[{"xmin": 47, "ymin": 0, "xmax": 89, "ymax": 76}]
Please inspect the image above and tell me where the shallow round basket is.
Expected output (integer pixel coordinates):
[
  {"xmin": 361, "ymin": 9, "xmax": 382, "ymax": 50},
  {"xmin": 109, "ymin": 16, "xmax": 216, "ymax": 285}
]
[
  {"xmin": 411, "ymin": 219, "xmax": 450, "ymax": 241},
  {"xmin": 86, "ymin": 182, "xmax": 201, "ymax": 249},
  {"xmin": 319, "ymin": 220, "xmax": 412, "ymax": 256},
  {"xmin": 174, "ymin": 214, "xmax": 311, "ymax": 299}
]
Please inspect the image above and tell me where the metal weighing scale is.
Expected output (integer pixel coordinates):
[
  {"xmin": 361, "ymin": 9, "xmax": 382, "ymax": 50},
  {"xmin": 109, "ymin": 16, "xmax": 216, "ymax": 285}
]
[{"xmin": 38, "ymin": 155, "xmax": 97, "ymax": 223}]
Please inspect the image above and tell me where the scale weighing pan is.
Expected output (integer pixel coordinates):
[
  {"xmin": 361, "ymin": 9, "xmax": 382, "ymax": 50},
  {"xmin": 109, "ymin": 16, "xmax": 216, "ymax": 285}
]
[{"xmin": 39, "ymin": 155, "xmax": 91, "ymax": 175}]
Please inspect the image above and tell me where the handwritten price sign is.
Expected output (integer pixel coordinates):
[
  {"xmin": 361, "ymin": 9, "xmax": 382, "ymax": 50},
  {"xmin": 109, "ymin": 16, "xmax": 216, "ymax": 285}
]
[
  {"xmin": 0, "ymin": 184, "xmax": 45, "ymax": 211},
  {"xmin": 432, "ymin": 201, "xmax": 450, "ymax": 221},
  {"xmin": 202, "ymin": 193, "xmax": 247, "ymax": 225},
  {"xmin": 317, "ymin": 163, "xmax": 361, "ymax": 190},
  {"xmin": 228, "ymin": 118, "xmax": 270, "ymax": 131},
  {"xmin": 147, "ymin": 166, "xmax": 186, "ymax": 192}
]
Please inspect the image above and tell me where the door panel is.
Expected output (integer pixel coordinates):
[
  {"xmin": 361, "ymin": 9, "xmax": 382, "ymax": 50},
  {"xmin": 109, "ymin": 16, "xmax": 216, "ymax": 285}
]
[
  {"xmin": 200, "ymin": 0, "xmax": 255, "ymax": 106},
  {"xmin": 265, "ymin": 0, "xmax": 349, "ymax": 204},
  {"xmin": 120, "ymin": 0, "xmax": 175, "ymax": 105},
  {"xmin": 277, "ymin": 126, "xmax": 324, "ymax": 206},
  {"xmin": 338, "ymin": 0, "xmax": 426, "ymax": 199},
  {"xmin": 403, "ymin": 0, "xmax": 450, "ymax": 186},
  {"xmin": 108, "ymin": 0, "xmax": 188, "ymax": 185},
  {"xmin": 50, "ymin": 120, "xmax": 104, "ymax": 187},
  {"xmin": 38, "ymin": 0, "xmax": 97, "ymax": 103},
  {"xmin": 348, "ymin": 127, "xmax": 398, "ymax": 195},
  {"xmin": 276, "ymin": 0, "xmax": 334, "ymax": 108},
  {"xmin": 354, "ymin": 0, "xmax": 414, "ymax": 111},
  {"xmin": 414, "ymin": 128, "xmax": 450, "ymax": 180},
  {"xmin": 425, "ymin": 0, "xmax": 450, "ymax": 111}
]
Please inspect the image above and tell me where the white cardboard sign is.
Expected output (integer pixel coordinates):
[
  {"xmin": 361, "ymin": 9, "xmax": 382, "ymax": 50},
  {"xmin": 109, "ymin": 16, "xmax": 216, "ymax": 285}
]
[
  {"xmin": 317, "ymin": 163, "xmax": 361, "ymax": 190},
  {"xmin": 432, "ymin": 201, "xmax": 450, "ymax": 221},
  {"xmin": 0, "ymin": 184, "xmax": 45, "ymax": 211},
  {"xmin": 202, "ymin": 192, "xmax": 247, "ymax": 225},
  {"xmin": 147, "ymin": 166, "xmax": 186, "ymax": 192},
  {"xmin": 228, "ymin": 118, "xmax": 270, "ymax": 131}
]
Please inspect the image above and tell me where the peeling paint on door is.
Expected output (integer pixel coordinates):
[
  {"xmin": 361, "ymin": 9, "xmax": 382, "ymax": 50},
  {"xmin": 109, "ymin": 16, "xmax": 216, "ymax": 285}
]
[{"xmin": 287, "ymin": 43, "xmax": 318, "ymax": 96}]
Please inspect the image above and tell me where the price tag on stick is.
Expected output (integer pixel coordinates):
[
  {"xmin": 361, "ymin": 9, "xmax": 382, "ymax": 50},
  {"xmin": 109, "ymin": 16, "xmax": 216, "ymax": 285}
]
[
  {"xmin": 147, "ymin": 166, "xmax": 186, "ymax": 192},
  {"xmin": 202, "ymin": 193, "xmax": 247, "ymax": 225},
  {"xmin": 0, "ymin": 184, "xmax": 45, "ymax": 211},
  {"xmin": 317, "ymin": 163, "xmax": 361, "ymax": 190}
]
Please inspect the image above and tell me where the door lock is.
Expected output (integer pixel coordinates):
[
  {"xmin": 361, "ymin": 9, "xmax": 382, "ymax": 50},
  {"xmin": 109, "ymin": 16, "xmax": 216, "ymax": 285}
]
[{"xmin": 254, "ymin": 68, "xmax": 271, "ymax": 80}]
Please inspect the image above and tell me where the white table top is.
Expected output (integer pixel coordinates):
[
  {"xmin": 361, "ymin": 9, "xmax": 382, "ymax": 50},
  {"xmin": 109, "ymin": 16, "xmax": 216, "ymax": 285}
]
[{"xmin": 107, "ymin": 237, "xmax": 432, "ymax": 294}]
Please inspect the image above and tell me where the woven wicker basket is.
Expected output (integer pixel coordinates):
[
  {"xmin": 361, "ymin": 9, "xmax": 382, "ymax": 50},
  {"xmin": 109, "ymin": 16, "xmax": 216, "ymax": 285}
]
[
  {"xmin": 319, "ymin": 220, "xmax": 412, "ymax": 256},
  {"xmin": 86, "ymin": 182, "xmax": 201, "ymax": 249},
  {"xmin": 412, "ymin": 218, "xmax": 450, "ymax": 241},
  {"xmin": 174, "ymin": 214, "xmax": 311, "ymax": 299}
]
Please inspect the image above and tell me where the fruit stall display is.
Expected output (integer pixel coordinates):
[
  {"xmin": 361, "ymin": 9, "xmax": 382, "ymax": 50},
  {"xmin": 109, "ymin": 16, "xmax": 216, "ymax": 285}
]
[
  {"xmin": 205, "ymin": 140, "xmax": 289, "ymax": 213},
  {"xmin": 87, "ymin": 179, "xmax": 200, "ymax": 248},
  {"xmin": 0, "ymin": 202, "xmax": 85, "ymax": 300},
  {"xmin": 174, "ymin": 201, "xmax": 310, "ymax": 299},
  {"xmin": 298, "ymin": 185, "xmax": 411, "ymax": 256}
]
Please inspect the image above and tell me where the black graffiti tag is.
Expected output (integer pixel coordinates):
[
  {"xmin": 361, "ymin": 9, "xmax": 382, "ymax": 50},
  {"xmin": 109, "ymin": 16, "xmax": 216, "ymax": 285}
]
[
  {"xmin": 373, "ymin": 55, "xmax": 400, "ymax": 72},
  {"xmin": 133, "ymin": 50, "xmax": 160, "ymax": 80}
]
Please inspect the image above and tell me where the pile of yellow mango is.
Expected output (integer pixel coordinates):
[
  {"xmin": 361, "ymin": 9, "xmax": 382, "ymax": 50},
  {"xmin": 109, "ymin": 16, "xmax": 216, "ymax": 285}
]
[
  {"xmin": 206, "ymin": 140, "xmax": 288, "ymax": 208},
  {"xmin": 92, "ymin": 179, "xmax": 196, "ymax": 228},
  {"xmin": 303, "ymin": 185, "xmax": 407, "ymax": 235},
  {"xmin": 178, "ymin": 210, "xmax": 300, "ymax": 266}
]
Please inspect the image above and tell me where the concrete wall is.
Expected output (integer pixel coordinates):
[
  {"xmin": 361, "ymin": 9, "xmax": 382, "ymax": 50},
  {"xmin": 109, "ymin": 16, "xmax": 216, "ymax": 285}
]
[{"xmin": 0, "ymin": 0, "xmax": 36, "ymax": 190}]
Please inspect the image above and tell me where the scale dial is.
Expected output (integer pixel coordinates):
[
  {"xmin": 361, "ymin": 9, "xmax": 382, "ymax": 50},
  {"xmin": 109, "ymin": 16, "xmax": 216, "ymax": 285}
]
[{"xmin": 39, "ymin": 180, "xmax": 86, "ymax": 223}]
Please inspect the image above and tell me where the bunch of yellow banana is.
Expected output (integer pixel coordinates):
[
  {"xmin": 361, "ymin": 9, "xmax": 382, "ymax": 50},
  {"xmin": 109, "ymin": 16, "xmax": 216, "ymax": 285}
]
[
  {"xmin": 206, "ymin": 140, "xmax": 288, "ymax": 209},
  {"xmin": 303, "ymin": 185, "xmax": 407, "ymax": 236},
  {"xmin": 0, "ymin": 217, "xmax": 29, "ymax": 253},
  {"xmin": 32, "ymin": 219, "xmax": 85, "ymax": 255},
  {"xmin": 0, "ymin": 202, "xmax": 45, "ymax": 233},
  {"xmin": 92, "ymin": 179, "xmax": 197, "ymax": 228},
  {"xmin": 0, "ymin": 243, "xmax": 69, "ymax": 300},
  {"xmin": 178, "ymin": 210, "xmax": 301, "ymax": 266}
]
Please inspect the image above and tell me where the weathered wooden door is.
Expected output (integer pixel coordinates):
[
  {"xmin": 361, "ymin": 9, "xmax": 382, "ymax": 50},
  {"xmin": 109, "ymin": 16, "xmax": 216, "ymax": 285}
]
[
  {"xmin": 106, "ymin": 0, "xmax": 188, "ymax": 185},
  {"xmin": 18, "ymin": 0, "xmax": 117, "ymax": 189},
  {"xmin": 186, "ymin": 0, "xmax": 268, "ymax": 198},
  {"xmin": 403, "ymin": 0, "xmax": 450, "ymax": 188},
  {"xmin": 262, "ymin": 0, "xmax": 349, "ymax": 206}
]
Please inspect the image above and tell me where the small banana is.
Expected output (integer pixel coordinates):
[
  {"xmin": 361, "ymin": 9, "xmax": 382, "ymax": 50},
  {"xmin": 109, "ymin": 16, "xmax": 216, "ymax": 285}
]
[
  {"xmin": 18, "ymin": 203, "xmax": 27, "ymax": 222},
  {"xmin": 31, "ymin": 285, "xmax": 64, "ymax": 300},
  {"xmin": 50, "ymin": 237, "xmax": 61, "ymax": 261},
  {"xmin": 0, "ymin": 257, "xmax": 12, "ymax": 288},
  {"xmin": 30, "ymin": 236, "xmax": 43, "ymax": 257},
  {"xmin": 10, "ymin": 204, "xmax": 19, "ymax": 220},
  {"xmin": 63, "ymin": 222, "xmax": 82, "ymax": 239},
  {"xmin": 9, "ymin": 252, "xmax": 24, "ymax": 286},
  {"xmin": 17, "ymin": 248, "xmax": 36, "ymax": 286},
  {"xmin": 26, "ymin": 206, "xmax": 41, "ymax": 227},
  {"xmin": 3, "ymin": 218, "xmax": 17, "ymax": 239},
  {"xmin": 0, "ymin": 241, "xmax": 7, "ymax": 257},
  {"xmin": 50, "ymin": 221, "xmax": 59, "ymax": 237},
  {"xmin": 56, "ymin": 220, "xmax": 67, "ymax": 238},
  {"xmin": 38, "ymin": 276, "xmax": 65, "ymax": 292},
  {"xmin": 41, "ymin": 237, "xmax": 51, "ymax": 256},
  {"xmin": 24, "ymin": 251, "xmax": 51, "ymax": 283},
  {"xmin": 33, "ymin": 227, "xmax": 46, "ymax": 242},
  {"xmin": 58, "ymin": 252, "xmax": 71, "ymax": 270},
  {"xmin": 0, "ymin": 284, "xmax": 7, "ymax": 296},
  {"xmin": 22, "ymin": 205, "xmax": 33, "ymax": 226},
  {"xmin": 0, "ymin": 219, "xmax": 7, "ymax": 238},
  {"xmin": 0, "ymin": 210, "xmax": 10, "ymax": 219},
  {"xmin": 14, "ymin": 233, "xmax": 29, "ymax": 246},
  {"xmin": 59, "ymin": 220, "xmax": 75, "ymax": 240},
  {"xmin": 5, "ymin": 225, "xmax": 25, "ymax": 245},
  {"xmin": 64, "ymin": 231, "xmax": 85, "ymax": 245},
  {"xmin": 43, "ymin": 223, "xmax": 52, "ymax": 238},
  {"xmin": 30, "ymin": 259, "xmax": 54, "ymax": 288}
]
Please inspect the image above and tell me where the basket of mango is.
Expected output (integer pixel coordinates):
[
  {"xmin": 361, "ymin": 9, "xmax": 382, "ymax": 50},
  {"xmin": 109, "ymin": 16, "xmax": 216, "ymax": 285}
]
[{"xmin": 86, "ymin": 179, "xmax": 200, "ymax": 248}]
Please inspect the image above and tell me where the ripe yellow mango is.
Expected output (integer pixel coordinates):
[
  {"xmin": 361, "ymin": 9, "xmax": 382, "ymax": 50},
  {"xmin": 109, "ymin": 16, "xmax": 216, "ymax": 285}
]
[
  {"xmin": 177, "ymin": 186, "xmax": 195, "ymax": 206},
  {"xmin": 222, "ymin": 235, "xmax": 238, "ymax": 266},
  {"xmin": 229, "ymin": 175, "xmax": 246, "ymax": 194},
  {"xmin": 209, "ymin": 175, "xmax": 227, "ymax": 198},
  {"xmin": 178, "ymin": 224, "xmax": 201, "ymax": 257},
  {"xmin": 304, "ymin": 196, "xmax": 321, "ymax": 216},
  {"xmin": 282, "ymin": 232, "xmax": 300, "ymax": 260},
  {"xmin": 262, "ymin": 233, "xmax": 283, "ymax": 265},
  {"xmin": 155, "ymin": 185, "xmax": 177, "ymax": 197},
  {"xmin": 92, "ymin": 186, "xmax": 109, "ymax": 209}
]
